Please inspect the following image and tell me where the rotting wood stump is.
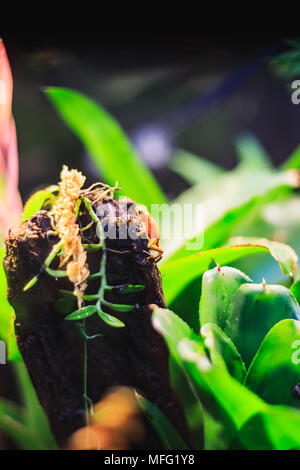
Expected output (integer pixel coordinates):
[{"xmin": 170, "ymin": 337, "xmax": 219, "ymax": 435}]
[{"xmin": 3, "ymin": 196, "xmax": 188, "ymax": 447}]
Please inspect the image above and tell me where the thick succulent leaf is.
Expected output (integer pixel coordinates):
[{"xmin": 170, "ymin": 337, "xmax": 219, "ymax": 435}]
[
  {"xmin": 199, "ymin": 265, "xmax": 252, "ymax": 331},
  {"xmin": 45, "ymin": 87, "xmax": 166, "ymax": 209},
  {"xmin": 152, "ymin": 307, "xmax": 300, "ymax": 450},
  {"xmin": 152, "ymin": 308, "xmax": 266, "ymax": 446},
  {"xmin": 225, "ymin": 282, "xmax": 300, "ymax": 368},
  {"xmin": 200, "ymin": 323, "xmax": 246, "ymax": 383},
  {"xmin": 290, "ymin": 278, "xmax": 300, "ymax": 304},
  {"xmin": 239, "ymin": 407, "xmax": 300, "ymax": 450},
  {"xmin": 245, "ymin": 319, "xmax": 300, "ymax": 408},
  {"xmin": 137, "ymin": 394, "xmax": 189, "ymax": 450},
  {"xmin": 161, "ymin": 245, "xmax": 267, "ymax": 305}
]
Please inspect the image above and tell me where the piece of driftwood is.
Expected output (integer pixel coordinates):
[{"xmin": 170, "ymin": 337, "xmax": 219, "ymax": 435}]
[{"xmin": 3, "ymin": 197, "xmax": 188, "ymax": 447}]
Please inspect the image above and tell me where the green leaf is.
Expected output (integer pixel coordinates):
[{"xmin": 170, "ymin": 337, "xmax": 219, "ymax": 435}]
[
  {"xmin": 0, "ymin": 248, "xmax": 21, "ymax": 361},
  {"xmin": 13, "ymin": 362, "xmax": 57, "ymax": 449},
  {"xmin": 162, "ymin": 168, "xmax": 296, "ymax": 261},
  {"xmin": 97, "ymin": 310, "xmax": 125, "ymax": 327},
  {"xmin": 160, "ymin": 245, "xmax": 267, "ymax": 305},
  {"xmin": 169, "ymin": 148, "xmax": 223, "ymax": 185},
  {"xmin": 45, "ymin": 87, "xmax": 166, "ymax": 209},
  {"xmin": 169, "ymin": 355, "xmax": 204, "ymax": 449},
  {"xmin": 66, "ymin": 305, "xmax": 97, "ymax": 321},
  {"xmin": 21, "ymin": 185, "xmax": 58, "ymax": 221},
  {"xmin": 45, "ymin": 267, "xmax": 67, "ymax": 278},
  {"xmin": 82, "ymin": 243, "xmax": 102, "ymax": 252},
  {"xmin": 200, "ymin": 323, "xmax": 246, "ymax": 383},
  {"xmin": 290, "ymin": 278, "xmax": 300, "ymax": 304},
  {"xmin": 282, "ymin": 144, "xmax": 300, "ymax": 170},
  {"xmin": 245, "ymin": 319, "xmax": 300, "ymax": 408},
  {"xmin": 152, "ymin": 308, "xmax": 266, "ymax": 448},
  {"xmin": 0, "ymin": 398, "xmax": 25, "ymax": 424},
  {"xmin": 54, "ymin": 297, "xmax": 77, "ymax": 315},
  {"xmin": 115, "ymin": 284, "xmax": 145, "ymax": 294},
  {"xmin": 229, "ymin": 237, "xmax": 298, "ymax": 278},
  {"xmin": 199, "ymin": 266, "xmax": 252, "ymax": 331},
  {"xmin": 239, "ymin": 406, "xmax": 300, "ymax": 450},
  {"xmin": 137, "ymin": 394, "xmax": 189, "ymax": 450},
  {"xmin": 153, "ymin": 307, "xmax": 300, "ymax": 450},
  {"xmin": 235, "ymin": 133, "xmax": 272, "ymax": 170},
  {"xmin": 225, "ymin": 282, "xmax": 300, "ymax": 368},
  {"xmin": 101, "ymin": 299, "xmax": 135, "ymax": 312}
]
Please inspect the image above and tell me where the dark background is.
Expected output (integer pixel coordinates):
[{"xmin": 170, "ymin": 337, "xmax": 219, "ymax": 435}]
[{"xmin": 2, "ymin": 33, "xmax": 300, "ymax": 200}]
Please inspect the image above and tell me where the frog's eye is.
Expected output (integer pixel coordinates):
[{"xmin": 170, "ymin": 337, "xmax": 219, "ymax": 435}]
[{"xmin": 135, "ymin": 206, "xmax": 145, "ymax": 217}]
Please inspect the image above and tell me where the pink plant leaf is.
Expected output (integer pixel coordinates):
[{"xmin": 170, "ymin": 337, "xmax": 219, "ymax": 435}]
[{"xmin": 0, "ymin": 39, "xmax": 22, "ymax": 236}]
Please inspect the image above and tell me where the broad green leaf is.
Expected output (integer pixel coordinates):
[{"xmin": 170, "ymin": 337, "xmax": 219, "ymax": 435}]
[
  {"xmin": 245, "ymin": 319, "xmax": 300, "ymax": 408},
  {"xmin": 282, "ymin": 144, "xmax": 300, "ymax": 170},
  {"xmin": 66, "ymin": 305, "xmax": 97, "ymax": 321},
  {"xmin": 152, "ymin": 307, "xmax": 300, "ymax": 450},
  {"xmin": 290, "ymin": 278, "xmax": 300, "ymax": 303},
  {"xmin": 45, "ymin": 87, "xmax": 166, "ymax": 209},
  {"xmin": 229, "ymin": 236, "xmax": 298, "ymax": 278},
  {"xmin": 225, "ymin": 282, "xmax": 300, "ymax": 368},
  {"xmin": 21, "ymin": 185, "xmax": 58, "ymax": 222},
  {"xmin": 137, "ymin": 394, "xmax": 189, "ymax": 450},
  {"xmin": 161, "ymin": 245, "xmax": 267, "ymax": 305},
  {"xmin": 152, "ymin": 308, "xmax": 266, "ymax": 448},
  {"xmin": 200, "ymin": 323, "xmax": 246, "ymax": 383},
  {"xmin": 199, "ymin": 266, "xmax": 252, "ymax": 330},
  {"xmin": 239, "ymin": 406, "xmax": 300, "ymax": 450},
  {"xmin": 235, "ymin": 133, "xmax": 272, "ymax": 170},
  {"xmin": 169, "ymin": 148, "xmax": 223, "ymax": 185}
]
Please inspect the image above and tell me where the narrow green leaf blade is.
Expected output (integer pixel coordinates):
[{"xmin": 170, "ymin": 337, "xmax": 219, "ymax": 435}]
[
  {"xmin": 45, "ymin": 87, "xmax": 166, "ymax": 209},
  {"xmin": 137, "ymin": 394, "xmax": 189, "ymax": 450}
]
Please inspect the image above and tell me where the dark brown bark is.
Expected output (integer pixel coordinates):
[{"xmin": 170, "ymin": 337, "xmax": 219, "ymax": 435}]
[{"xmin": 3, "ymin": 197, "xmax": 187, "ymax": 448}]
